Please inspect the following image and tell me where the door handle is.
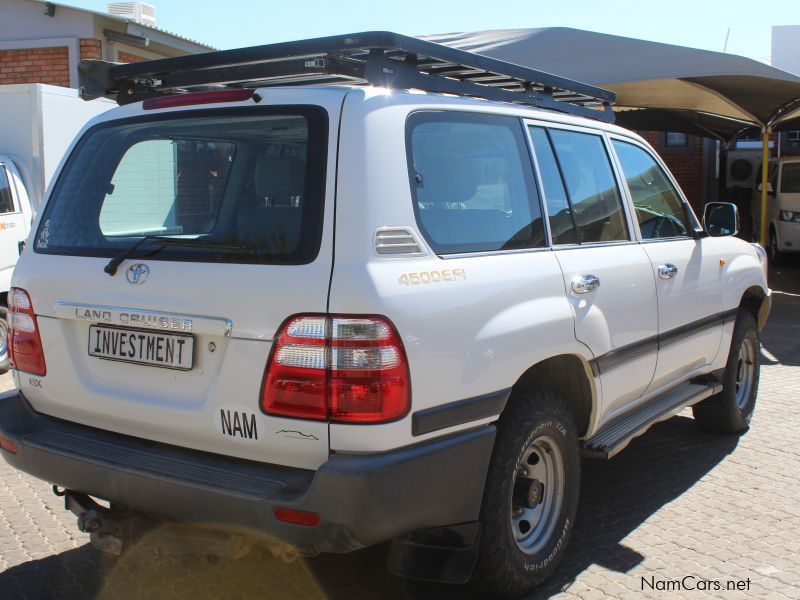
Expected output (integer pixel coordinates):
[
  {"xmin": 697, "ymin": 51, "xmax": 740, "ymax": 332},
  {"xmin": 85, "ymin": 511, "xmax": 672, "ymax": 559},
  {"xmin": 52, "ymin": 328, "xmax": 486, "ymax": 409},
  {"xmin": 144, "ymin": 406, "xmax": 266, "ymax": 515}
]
[
  {"xmin": 658, "ymin": 264, "xmax": 678, "ymax": 279},
  {"xmin": 571, "ymin": 274, "xmax": 600, "ymax": 294}
]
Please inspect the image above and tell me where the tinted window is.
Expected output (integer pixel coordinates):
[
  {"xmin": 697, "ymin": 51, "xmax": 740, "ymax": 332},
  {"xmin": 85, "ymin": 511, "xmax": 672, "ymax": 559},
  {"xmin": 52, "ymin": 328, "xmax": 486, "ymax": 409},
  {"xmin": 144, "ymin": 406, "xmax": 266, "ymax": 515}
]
[
  {"xmin": 548, "ymin": 130, "xmax": 629, "ymax": 243},
  {"xmin": 0, "ymin": 166, "xmax": 14, "ymax": 214},
  {"xmin": 782, "ymin": 163, "xmax": 800, "ymax": 193},
  {"xmin": 35, "ymin": 107, "xmax": 327, "ymax": 265},
  {"xmin": 407, "ymin": 112, "xmax": 545, "ymax": 254},
  {"xmin": 612, "ymin": 140, "xmax": 690, "ymax": 239},
  {"xmin": 529, "ymin": 127, "xmax": 578, "ymax": 245}
]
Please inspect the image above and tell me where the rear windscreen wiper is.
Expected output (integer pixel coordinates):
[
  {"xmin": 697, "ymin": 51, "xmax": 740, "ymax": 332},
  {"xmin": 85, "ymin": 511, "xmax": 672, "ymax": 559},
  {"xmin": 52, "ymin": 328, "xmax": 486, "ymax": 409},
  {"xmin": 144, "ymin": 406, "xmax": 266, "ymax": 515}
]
[{"xmin": 103, "ymin": 235, "xmax": 255, "ymax": 276}]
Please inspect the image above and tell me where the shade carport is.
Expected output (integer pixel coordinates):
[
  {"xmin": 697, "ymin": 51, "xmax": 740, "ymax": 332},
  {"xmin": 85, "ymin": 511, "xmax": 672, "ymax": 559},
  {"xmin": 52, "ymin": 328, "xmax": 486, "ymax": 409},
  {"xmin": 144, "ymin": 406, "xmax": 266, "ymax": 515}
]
[{"xmin": 424, "ymin": 28, "xmax": 800, "ymax": 243}]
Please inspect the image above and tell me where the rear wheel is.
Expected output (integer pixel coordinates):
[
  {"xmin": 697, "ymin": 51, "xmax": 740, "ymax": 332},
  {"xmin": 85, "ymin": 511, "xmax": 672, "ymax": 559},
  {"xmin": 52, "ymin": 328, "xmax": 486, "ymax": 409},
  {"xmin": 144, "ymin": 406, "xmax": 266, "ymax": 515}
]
[
  {"xmin": 693, "ymin": 311, "xmax": 759, "ymax": 434},
  {"xmin": 0, "ymin": 305, "xmax": 9, "ymax": 374},
  {"xmin": 769, "ymin": 227, "xmax": 786, "ymax": 266},
  {"xmin": 469, "ymin": 390, "xmax": 579, "ymax": 597}
]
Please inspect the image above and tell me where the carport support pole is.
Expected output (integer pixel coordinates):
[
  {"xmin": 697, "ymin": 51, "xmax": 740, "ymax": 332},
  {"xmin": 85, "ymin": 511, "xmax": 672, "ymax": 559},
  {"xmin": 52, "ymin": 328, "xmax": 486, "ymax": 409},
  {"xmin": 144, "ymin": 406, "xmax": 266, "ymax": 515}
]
[{"xmin": 760, "ymin": 127, "xmax": 771, "ymax": 245}]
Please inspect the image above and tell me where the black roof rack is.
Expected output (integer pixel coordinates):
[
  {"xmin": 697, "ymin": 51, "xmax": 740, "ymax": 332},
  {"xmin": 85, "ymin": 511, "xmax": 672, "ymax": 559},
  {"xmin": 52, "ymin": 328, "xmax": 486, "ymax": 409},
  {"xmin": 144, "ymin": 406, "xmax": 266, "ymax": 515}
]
[{"xmin": 78, "ymin": 31, "xmax": 616, "ymax": 122}]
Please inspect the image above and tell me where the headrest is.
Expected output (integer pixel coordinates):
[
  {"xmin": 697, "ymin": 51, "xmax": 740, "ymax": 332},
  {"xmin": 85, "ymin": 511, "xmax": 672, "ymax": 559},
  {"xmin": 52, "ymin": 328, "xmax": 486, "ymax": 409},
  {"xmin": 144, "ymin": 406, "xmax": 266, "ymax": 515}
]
[
  {"xmin": 254, "ymin": 156, "xmax": 306, "ymax": 199},
  {"xmin": 415, "ymin": 156, "xmax": 479, "ymax": 205}
]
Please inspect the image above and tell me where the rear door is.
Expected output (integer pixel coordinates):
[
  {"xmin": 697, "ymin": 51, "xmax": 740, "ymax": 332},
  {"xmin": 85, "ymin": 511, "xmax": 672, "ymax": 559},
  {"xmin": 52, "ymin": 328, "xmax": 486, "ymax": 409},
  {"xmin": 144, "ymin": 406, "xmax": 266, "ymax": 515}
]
[
  {"xmin": 527, "ymin": 124, "xmax": 658, "ymax": 425},
  {"xmin": 12, "ymin": 90, "xmax": 345, "ymax": 470}
]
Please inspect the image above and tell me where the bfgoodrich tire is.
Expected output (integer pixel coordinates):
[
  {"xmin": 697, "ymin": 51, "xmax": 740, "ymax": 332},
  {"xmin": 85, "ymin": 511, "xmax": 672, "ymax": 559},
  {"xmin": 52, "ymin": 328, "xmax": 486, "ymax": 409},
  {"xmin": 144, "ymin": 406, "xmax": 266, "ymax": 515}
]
[
  {"xmin": 693, "ymin": 311, "xmax": 760, "ymax": 434},
  {"xmin": 469, "ymin": 390, "xmax": 579, "ymax": 598}
]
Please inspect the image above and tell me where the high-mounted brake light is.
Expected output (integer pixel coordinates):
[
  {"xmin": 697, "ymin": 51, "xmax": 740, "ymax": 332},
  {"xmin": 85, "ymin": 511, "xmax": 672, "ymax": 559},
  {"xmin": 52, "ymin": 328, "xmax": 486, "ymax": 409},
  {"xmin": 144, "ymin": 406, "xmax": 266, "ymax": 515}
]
[
  {"xmin": 142, "ymin": 89, "xmax": 255, "ymax": 110},
  {"xmin": 261, "ymin": 315, "xmax": 410, "ymax": 424},
  {"xmin": 8, "ymin": 287, "xmax": 46, "ymax": 376}
]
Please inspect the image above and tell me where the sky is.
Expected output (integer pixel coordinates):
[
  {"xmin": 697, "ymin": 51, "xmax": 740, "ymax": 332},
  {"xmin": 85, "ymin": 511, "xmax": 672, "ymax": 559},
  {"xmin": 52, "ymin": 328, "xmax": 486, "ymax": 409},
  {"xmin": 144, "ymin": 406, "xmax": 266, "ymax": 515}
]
[{"xmin": 66, "ymin": 0, "xmax": 799, "ymax": 62}]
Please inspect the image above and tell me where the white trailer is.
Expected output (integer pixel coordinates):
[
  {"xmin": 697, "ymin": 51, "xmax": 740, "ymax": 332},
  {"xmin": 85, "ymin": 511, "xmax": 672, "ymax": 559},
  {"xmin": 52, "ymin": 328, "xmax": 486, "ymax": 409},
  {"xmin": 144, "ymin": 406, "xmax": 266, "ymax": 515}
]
[{"xmin": 0, "ymin": 83, "xmax": 113, "ymax": 371}]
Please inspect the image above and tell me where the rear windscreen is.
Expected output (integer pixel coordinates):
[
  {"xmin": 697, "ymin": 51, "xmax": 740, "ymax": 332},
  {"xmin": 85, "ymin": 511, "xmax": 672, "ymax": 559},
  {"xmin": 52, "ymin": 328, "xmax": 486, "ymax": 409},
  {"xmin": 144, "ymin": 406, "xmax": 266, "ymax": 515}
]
[{"xmin": 35, "ymin": 107, "xmax": 328, "ymax": 265}]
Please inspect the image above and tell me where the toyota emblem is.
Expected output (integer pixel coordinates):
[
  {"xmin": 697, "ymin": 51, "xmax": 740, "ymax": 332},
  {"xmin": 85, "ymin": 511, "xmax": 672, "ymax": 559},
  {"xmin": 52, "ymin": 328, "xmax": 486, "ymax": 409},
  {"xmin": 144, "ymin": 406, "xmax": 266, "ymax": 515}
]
[{"xmin": 125, "ymin": 263, "xmax": 150, "ymax": 285}]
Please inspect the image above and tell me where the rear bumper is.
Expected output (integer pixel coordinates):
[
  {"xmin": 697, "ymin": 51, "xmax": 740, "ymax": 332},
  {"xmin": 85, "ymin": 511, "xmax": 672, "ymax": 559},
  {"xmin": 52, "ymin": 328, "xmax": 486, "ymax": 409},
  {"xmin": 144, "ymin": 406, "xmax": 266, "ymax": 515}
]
[{"xmin": 0, "ymin": 391, "xmax": 494, "ymax": 553}]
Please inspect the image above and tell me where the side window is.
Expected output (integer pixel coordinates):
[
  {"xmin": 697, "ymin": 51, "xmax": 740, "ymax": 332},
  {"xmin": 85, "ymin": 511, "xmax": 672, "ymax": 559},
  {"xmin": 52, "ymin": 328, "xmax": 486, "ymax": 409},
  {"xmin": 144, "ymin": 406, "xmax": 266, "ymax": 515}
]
[
  {"xmin": 612, "ymin": 140, "xmax": 690, "ymax": 240},
  {"xmin": 548, "ymin": 129, "xmax": 629, "ymax": 243},
  {"xmin": 0, "ymin": 166, "xmax": 15, "ymax": 214},
  {"xmin": 407, "ymin": 112, "xmax": 545, "ymax": 254},
  {"xmin": 529, "ymin": 127, "xmax": 578, "ymax": 245}
]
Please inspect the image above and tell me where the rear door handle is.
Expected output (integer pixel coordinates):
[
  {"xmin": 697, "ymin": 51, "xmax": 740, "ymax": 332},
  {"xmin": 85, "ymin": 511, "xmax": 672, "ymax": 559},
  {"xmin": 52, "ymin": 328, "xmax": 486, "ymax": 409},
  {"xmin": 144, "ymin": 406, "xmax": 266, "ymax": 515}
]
[
  {"xmin": 658, "ymin": 264, "xmax": 678, "ymax": 279},
  {"xmin": 571, "ymin": 274, "xmax": 600, "ymax": 294}
]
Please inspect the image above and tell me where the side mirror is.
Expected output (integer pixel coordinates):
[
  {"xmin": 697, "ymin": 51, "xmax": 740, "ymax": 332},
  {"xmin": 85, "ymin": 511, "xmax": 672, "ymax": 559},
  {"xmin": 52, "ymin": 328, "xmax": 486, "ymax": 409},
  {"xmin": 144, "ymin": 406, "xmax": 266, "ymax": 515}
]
[{"xmin": 704, "ymin": 202, "xmax": 739, "ymax": 237}]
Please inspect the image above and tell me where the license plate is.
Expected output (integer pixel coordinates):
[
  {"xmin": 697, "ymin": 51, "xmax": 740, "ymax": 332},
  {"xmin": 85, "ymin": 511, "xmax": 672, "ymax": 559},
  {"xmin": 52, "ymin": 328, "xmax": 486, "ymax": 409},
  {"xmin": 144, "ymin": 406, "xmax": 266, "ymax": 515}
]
[{"xmin": 88, "ymin": 325, "xmax": 194, "ymax": 370}]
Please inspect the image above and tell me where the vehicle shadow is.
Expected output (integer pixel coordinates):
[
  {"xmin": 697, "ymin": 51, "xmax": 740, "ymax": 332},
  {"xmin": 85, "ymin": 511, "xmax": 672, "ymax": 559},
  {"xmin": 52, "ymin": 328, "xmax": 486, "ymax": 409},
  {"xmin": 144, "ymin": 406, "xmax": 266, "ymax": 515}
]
[{"xmin": 0, "ymin": 415, "xmax": 739, "ymax": 600}]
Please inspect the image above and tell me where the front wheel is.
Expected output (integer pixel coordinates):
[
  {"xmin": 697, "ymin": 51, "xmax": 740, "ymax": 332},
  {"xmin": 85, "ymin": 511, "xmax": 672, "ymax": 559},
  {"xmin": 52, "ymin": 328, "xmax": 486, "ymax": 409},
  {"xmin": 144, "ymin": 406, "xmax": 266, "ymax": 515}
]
[
  {"xmin": 0, "ymin": 305, "xmax": 9, "ymax": 374},
  {"xmin": 693, "ymin": 311, "xmax": 759, "ymax": 434},
  {"xmin": 769, "ymin": 227, "xmax": 787, "ymax": 266},
  {"xmin": 469, "ymin": 390, "xmax": 579, "ymax": 598}
]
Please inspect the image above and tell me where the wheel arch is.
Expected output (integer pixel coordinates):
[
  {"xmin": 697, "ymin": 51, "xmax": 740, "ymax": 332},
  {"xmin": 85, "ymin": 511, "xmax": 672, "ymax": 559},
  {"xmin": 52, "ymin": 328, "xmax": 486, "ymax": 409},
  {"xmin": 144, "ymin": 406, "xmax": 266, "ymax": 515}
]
[
  {"xmin": 510, "ymin": 354, "xmax": 597, "ymax": 437},
  {"xmin": 739, "ymin": 285, "xmax": 770, "ymax": 331}
]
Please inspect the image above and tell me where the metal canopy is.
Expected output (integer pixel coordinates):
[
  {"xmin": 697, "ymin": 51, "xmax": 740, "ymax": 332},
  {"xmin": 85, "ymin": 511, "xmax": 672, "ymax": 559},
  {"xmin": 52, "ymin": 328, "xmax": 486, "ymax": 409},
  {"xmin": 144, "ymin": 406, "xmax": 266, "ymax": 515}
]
[
  {"xmin": 78, "ymin": 31, "xmax": 615, "ymax": 122},
  {"xmin": 423, "ymin": 28, "xmax": 800, "ymax": 137}
]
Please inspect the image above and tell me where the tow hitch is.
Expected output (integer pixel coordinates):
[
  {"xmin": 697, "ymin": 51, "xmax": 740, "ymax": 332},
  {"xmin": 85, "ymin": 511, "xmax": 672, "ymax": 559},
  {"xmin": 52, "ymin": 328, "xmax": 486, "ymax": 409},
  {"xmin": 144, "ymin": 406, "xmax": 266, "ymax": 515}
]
[
  {"xmin": 57, "ymin": 487, "xmax": 145, "ymax": 556},
  {"xmin": 56, "ymin": 487, "xmax": 258, "ymax": 560}
]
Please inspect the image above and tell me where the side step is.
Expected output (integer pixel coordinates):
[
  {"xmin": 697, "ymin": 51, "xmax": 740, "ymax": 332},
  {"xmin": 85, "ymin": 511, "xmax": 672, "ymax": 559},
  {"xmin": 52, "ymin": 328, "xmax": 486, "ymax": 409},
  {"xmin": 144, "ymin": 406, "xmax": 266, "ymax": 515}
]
[{"xmin": 582, "ymin": 381, "xmax": 722, "ymax": 459}]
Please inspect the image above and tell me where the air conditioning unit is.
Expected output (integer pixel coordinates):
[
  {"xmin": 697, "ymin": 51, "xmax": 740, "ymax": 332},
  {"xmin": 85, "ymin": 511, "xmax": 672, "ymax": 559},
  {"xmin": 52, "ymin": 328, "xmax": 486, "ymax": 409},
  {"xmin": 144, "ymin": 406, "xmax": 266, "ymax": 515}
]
[
  {"xmin": 107, "ymin": 2, "xmax": 156, "ymax": 27},
  {"xmin": 726, "ymin": 151, "xmax": 760, "ymax": 189}
]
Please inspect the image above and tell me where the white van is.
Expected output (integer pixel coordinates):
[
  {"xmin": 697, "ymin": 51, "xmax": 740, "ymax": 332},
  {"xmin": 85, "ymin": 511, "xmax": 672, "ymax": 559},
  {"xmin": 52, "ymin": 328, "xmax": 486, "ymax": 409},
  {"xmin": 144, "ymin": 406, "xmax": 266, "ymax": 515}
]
[
  {"xmin": 0, "ymin": 33, "xmax": 770, "ymax": 597},
  {"xmin": 752, "ymin": 155, "xmax": 800, "ymax": 264}
]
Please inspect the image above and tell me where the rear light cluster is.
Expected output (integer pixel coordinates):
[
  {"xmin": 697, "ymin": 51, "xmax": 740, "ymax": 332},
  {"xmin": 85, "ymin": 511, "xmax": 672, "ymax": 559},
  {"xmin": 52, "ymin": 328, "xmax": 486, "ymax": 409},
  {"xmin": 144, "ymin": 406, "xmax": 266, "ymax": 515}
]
[
  {"xmin": 262, "ymin": 315, "xmax": 410, "ymax": 423},
  {"xmin": 7, "ymin": 287, "xmax": 46, "ymax": 376}
]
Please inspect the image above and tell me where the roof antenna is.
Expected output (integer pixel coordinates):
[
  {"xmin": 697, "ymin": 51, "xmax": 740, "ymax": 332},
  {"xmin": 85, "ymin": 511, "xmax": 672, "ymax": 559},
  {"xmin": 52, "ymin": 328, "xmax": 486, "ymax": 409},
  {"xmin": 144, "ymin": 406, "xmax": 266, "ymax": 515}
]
[{"xmin": 723, "ymin": 28, "xmax": 731, "ymax": 53}]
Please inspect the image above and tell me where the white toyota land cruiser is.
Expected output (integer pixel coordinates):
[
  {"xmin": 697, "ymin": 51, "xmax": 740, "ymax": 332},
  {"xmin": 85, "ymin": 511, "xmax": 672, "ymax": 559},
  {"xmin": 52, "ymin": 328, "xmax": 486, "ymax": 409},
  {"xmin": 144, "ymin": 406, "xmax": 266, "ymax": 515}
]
[{"xmin": 0, "ymin": 33, "xmax": 771, "ymax": 597}]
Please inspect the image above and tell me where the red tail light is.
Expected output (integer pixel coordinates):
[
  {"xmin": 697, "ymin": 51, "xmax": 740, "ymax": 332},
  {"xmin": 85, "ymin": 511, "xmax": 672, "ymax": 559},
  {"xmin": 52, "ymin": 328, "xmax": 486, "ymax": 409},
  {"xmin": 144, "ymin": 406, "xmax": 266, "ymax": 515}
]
[
  {"xmin": 261, "ymin": 315, "xmax": 410, "ymax": 424},
  {"xmin": 8, "ymin": 287, "xmax": 46, "ymax": 376},
  {"xmin": 143, "ymin": 89, "xmax": 255, "ymax": 110}
]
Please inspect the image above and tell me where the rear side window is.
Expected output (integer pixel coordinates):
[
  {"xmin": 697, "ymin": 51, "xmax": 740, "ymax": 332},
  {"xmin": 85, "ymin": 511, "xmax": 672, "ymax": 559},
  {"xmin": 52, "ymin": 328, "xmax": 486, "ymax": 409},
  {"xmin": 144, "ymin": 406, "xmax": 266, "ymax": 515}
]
[
  {"xmin": 36, "ymin": 107, "xmax": 328, "ymax": 265},
  {"xmin": 529, "ymin": 127, "xmax": 577, "ymax": 245},
  {"xmin": 612, "ymin": 140, "xmax": 690, "ymax": 239},
  {"xmin": 535, "ymin": 128, "xmax": 629, "ymax": 244},
  {"xmin": 407, "ymin": 111, "xmax": 545, "ymax": 254},
  {"xmin": 0, "ymin": 166, "xmax": 14, "ymax": 214}
]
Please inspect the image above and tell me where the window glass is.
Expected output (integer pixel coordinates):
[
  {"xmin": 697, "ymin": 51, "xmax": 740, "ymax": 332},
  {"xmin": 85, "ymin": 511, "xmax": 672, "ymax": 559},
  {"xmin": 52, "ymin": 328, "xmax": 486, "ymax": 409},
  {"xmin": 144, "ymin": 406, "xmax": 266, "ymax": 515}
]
[
  {"xmin": 407, "ymin": 112, "xmax": 545, "ymax": 254},
  {"xmin": 612, "ymin": 140, "xmax": 690, "ymax": 239},
  {"xmin": 35, "ymin": 108, "xmax": 328, "ymax": 265},
  {"xmin": 781, "ymin": 163, "xmax": 800, "ymax": 193},
  {"xmin": 0, "ymin": 166, "xmax": 14, "ymax": 214},
  {"xmin": 529, "ymin": 127, "xmax": 577, "ymax": 245},
  {"xmin": 664, "ymin": 132, "xmax": 689, "ymax": 147},
  {"xmin": 548, "ymin": 129, "xmax": 629, "ymax": 243}
]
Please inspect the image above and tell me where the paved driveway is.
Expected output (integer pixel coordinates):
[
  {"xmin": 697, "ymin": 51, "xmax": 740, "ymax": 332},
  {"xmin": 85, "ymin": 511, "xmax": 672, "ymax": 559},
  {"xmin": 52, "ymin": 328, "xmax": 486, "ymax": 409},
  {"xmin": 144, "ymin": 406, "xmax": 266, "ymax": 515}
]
[{"xmin": 1, "ymin": 262, "xmax": 799, "ymax": 599}]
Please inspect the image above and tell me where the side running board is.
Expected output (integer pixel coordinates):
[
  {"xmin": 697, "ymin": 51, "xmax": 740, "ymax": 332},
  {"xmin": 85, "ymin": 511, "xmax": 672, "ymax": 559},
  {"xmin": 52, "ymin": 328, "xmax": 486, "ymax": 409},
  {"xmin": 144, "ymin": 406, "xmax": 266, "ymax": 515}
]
[{"xmin": 582, "ymin": 381, "xmax": 722, "ymax": 459}]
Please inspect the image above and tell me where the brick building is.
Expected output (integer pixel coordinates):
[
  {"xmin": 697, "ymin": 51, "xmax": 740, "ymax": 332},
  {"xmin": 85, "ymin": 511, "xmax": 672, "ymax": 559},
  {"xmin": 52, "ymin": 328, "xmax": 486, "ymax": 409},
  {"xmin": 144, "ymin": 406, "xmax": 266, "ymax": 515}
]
[{"xmin": 0, "ymin": 0, "xmax": 213, "ymax": 88}]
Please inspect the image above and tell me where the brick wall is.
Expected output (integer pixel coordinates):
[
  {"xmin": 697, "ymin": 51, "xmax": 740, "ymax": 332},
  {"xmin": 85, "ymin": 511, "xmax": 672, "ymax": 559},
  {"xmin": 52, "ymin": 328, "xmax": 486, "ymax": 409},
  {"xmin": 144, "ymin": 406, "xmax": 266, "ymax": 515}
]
[
  {"xmin": 640, "ymin": 131, "xmax": 706, "ymax": 214},
  {"xmin": 79, "ymin": 39, "xmax": 102, "ymax": 60},
  {"xmin": 117, "ymin": 51, "xmax": 147, "ymax": 63},
  {"xmin": 0, "ymin": 46, "xmax": 69, "ymax": 87}
]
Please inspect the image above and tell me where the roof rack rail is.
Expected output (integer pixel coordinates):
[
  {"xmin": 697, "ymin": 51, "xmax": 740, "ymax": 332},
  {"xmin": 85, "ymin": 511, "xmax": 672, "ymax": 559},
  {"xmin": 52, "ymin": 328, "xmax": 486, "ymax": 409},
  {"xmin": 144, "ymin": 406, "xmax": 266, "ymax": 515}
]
[{"xmin": 78, "ymin": 31, "xmax": 616, "ymax": 122}]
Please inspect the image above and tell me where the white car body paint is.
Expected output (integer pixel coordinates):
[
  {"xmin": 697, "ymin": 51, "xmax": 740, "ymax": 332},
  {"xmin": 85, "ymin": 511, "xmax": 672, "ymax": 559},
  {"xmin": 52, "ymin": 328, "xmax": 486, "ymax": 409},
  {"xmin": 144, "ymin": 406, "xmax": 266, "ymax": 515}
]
[{"xmin": 11, "ymin": 85, "xmax": 769, "ymax": 470}]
